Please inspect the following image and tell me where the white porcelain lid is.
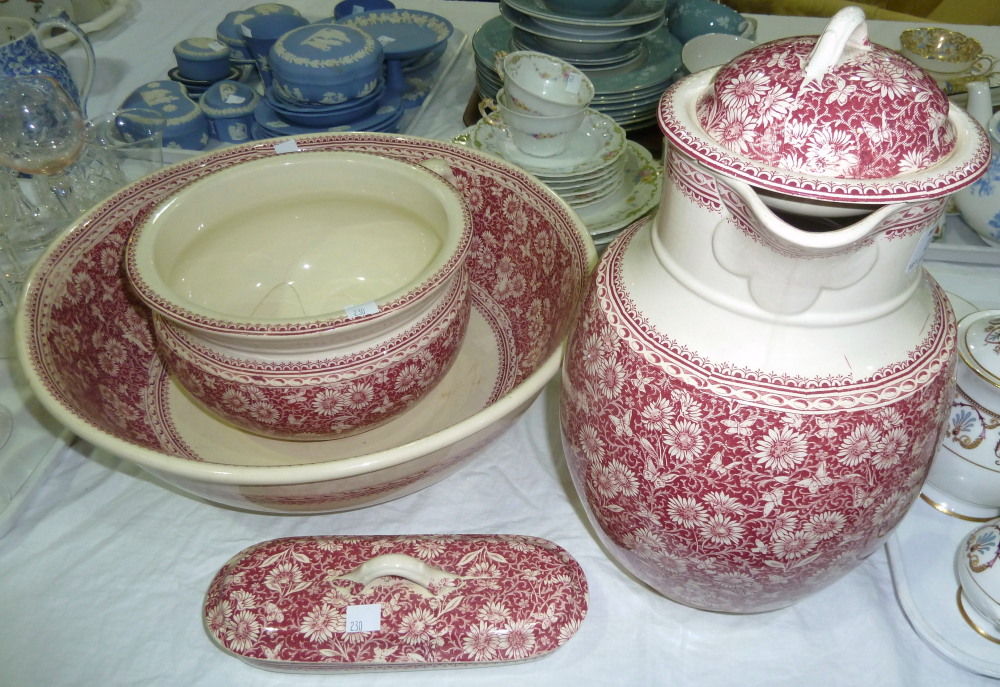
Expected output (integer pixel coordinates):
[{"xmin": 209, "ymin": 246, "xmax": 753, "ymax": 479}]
[
  {"xmin": 961, "ymin": 310, "xmax": 1000, "ymax": 386},
  {"xmin": 658, "ymin": 7, "xmax": 990, "ymax": 203}
]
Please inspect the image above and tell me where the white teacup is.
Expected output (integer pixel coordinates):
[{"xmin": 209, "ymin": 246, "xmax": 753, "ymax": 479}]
[
  {"xmin": 480, "ymin": 88, "xmax": 586, "ymax": 158},
  {"xmin": 496, "ymin": 50, "xmax": 594, "ymax": 117}
]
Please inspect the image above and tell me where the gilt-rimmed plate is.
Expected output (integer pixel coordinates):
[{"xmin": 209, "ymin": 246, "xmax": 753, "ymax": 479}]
[
  {"xmin": 467, "ymin": 109, "xmax": 627, "ymax": 178},
  {"xmin": 887, "ymin": 496, "xmax": 1000, "ymax": 679},
  {"xmin": 576, "ymin": 141, "xmax": 661, "ymax": 236}
]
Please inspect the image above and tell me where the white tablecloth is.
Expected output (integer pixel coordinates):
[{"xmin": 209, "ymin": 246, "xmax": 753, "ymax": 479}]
[{"xmin": 3, "ymin": 2, "xmax": 1000, "ymax": 685}]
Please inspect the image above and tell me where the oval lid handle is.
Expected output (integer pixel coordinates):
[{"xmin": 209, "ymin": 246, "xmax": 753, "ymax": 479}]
[
  {"xmin": 337, "ymin": 553, "xmax": 456, "ymax": 591},
  {"xmin": 803, "ymin": 6, "xmax": 871, "ymax": 84}
]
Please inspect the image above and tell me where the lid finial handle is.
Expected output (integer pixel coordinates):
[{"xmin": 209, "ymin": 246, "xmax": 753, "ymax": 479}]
[
  {"xmin": 337, "ymin": 553, "xmax": 455, "ymax": 591},
  {"xmin": 804, "ymin": 6, "xmax": 870, "ymax": 83}
]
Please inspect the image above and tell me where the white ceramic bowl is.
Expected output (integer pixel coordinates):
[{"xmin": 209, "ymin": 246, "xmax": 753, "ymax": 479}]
[
  {"xmin": 17, "ymin": 133, "xmax": 596, "ymax": 513},
  {"xmin": 956, "ymin": 519, "xmax": 1000, "ymax": 642},
  {"xmin": 924, "ymin": 309, "xmax": 1000, "ymax": 520},
  {"xmin": 124, "ymin": 151, "xmax": 472, "ymax": 440}
]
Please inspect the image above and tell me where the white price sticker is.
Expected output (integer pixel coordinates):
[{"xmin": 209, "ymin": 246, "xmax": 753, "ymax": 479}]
[
  {"xmin": 344, "ymin": 301, "xmax": 379, "ymax": 319},
  {"xmin": 210, "ymin": 40, "xmax": 228, "ymax": 50},
  {"xmin": 565, "ymin": 72, "xmax": 583, "ymax": 95},
  {"xmin": 225, "ymin": 94, "xmax": 247, "ymax": 104},
  {"xmin": 273, "ymin": 139, "xmax": 301, "ymax": 154},
  {"xmin": 377, "ymin": 35, "xmax": 396, "ymax": 46},
  {"xmin": 346, "ymin": 604, "xmax": 382, "ymax": 633}
]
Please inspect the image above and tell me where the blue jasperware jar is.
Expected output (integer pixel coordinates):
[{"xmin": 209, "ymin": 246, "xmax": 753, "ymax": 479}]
[
  {"xmin": 268, "ymin": 23, "xmax": 383, "ymax": 105},
  {"xmin": 200, "ymin": 80, "xmax": 259, "ymax": 144},
  {"xmin": 216, "ymin": 4, "xmax": 302, "ymax": 63},
  {"xmin": 173, "ymin": 37, "xmax": 232, "ymax": 82}
]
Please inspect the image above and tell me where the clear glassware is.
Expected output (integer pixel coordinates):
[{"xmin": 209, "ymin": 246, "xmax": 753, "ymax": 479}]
[{"xmin": 0, "ymin": 75, "xmax": 123, "ymax": 278}]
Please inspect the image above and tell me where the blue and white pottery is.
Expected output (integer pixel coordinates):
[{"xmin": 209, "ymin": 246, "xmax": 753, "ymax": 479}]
[
  {"xmin": 955, "ymin": 107, "xmax": 1000, "ymax": 246},
  {"xmin": 264, "ymin": 79, "xmax": 384, "ymax": 126},
  {"xmin": 122, "ymin": 81, "xmax": 210, "ymax": 150},
  {"xmin": 332, "ymin": 9, "xmax": 454, "ymax": 60},
  {"xmin": 268, "ymin": 23, "xmax": 383, "ymax": 105},
  {"xmin": 217, "ymin": 4, "xmax": 302, "ymax": 63},
  {"xmin": 200, "ymin": 80, "xmax": 259, "ymax": 143},
  {"xmin": 0, "ymin": 15, "xmax": 96, "ymax": 112},
  {"xmin": 173, "ymin": 37, "xmax": 232, "ymax": 82}
]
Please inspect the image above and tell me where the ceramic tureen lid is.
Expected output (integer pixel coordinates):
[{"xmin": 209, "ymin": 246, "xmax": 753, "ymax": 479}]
[
  {"xmin": 204, "ymin": 534, "xmax": 588, "ymax": 672},
  {"xmin": 658, "ymin": 6, "xmax": 991, "ymax": 203}
]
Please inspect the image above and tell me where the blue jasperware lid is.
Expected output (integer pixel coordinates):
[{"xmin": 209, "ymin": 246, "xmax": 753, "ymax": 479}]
[
  {"xmin": 270, "ymin": 23, "xmax": 383, "ymax": 77},
  {"xmin": 173, "ymin": 37, "xmax": 230, "ymax": 61}
]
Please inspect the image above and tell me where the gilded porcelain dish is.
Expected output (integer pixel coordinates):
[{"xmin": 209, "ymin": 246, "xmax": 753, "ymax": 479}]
[
  {"xmin": 575, "ymin": 141, "xmax": 660, "ymax": 236},
  {"xmin": 887, "ymin": 498, "xmax": 1000, "ymax": 678},
  {"xmin": 466, "ymin": 109, "xmax": 626, "ymax": 178}
]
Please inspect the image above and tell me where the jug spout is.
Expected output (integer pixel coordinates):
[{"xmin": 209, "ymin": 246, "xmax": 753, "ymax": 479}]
[{"xmin": 653, "ymin": 165, "xmax": 946, "ymax": 319}]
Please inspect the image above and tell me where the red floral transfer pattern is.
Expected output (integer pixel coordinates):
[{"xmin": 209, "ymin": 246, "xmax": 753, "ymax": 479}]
[
  {"xmin": 560, "ymin": 221, "xmax": 956, "ymax": 613},
  {"xmin": 153, "ymin": 269, "xmax": 471, "ymax": 440},
  {"xmin": 696, "ymin": 37, "xmax": 953, "ymax": 180},
  {"xmin": 19, "ymin": 134, "xmax": 593, "ymax": 510},
  {"xmin": 658, "ymin": 39, "xmax": 990, "ymax": 202},
  {"xmin": 23, "ymin": 134, "xmax": 591, "ymax": 451},
  {"xmin": 203, "ymin": 535, "xmax": 588, "ymax": 671}
]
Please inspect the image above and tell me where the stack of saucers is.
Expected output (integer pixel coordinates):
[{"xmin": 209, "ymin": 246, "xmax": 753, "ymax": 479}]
[
  {"xmin": 474, "ymin": 0, "xmax": 681, "ymax": 131},
  {"xmin": 457, "ymin": 109, "xmax": 661, "ymax": 250},
  {"xmin": 254, "ymin": 80, "xmax": 404, "ymax": 138}
]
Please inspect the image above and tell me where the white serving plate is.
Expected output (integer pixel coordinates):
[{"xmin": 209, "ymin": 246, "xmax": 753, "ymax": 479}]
[{"xmin": 886, "ymin": 496, "xmax": 1000, "ymax": 678}]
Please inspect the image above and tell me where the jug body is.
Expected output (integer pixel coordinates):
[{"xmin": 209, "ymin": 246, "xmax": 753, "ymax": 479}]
[
  {"xmin": 559, "ymin": 146, "xmax": 958, "ymax": 613},
  {"xmin": 0, "ymin": 15, "xmax": 95, "ymax": 111}
]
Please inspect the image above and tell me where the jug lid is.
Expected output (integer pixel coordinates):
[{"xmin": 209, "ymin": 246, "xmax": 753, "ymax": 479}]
[{"xmin": 658, "ymin": 7, "xmax": 990, "ymax": 203}]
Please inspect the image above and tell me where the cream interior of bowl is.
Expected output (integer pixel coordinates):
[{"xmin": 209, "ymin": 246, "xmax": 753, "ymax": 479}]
[{"xmin": 132, "ymin": 152, "xmax": 464, "ymax": 323}]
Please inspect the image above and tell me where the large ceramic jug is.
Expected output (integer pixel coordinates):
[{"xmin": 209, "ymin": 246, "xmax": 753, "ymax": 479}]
[
  {"xmin": 954, "ymin": 81, "xmax": 1000, "ymax": 246},
  {"xmin": 560, "ymin": 8, "xmax": 990, "ymax": 613},
  {"xmin": 0, "ymin": 15, "xmax": 95, "ymax": 113}
]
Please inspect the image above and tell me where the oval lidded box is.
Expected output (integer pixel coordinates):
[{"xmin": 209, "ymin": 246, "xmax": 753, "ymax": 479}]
[
  {"xmin": 199, "ymin": 79, "xmax": 259, "ymax": 143},
  {"xmin": 121, "ymin": 80, "xmax": 209, "ymax": 150},
  {"xmin": 203, "ymin": 534, "xmax": 589, "ymax": 672}
]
